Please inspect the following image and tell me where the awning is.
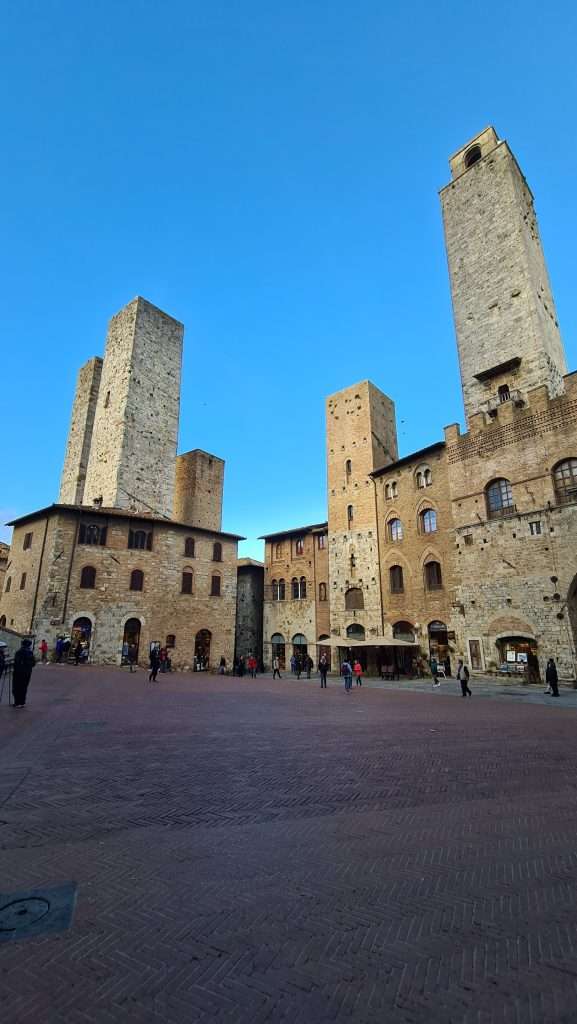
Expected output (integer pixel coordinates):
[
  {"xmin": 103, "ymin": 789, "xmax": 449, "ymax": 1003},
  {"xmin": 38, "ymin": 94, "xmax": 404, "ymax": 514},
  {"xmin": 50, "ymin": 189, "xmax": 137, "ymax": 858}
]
[{"xmin": 318, "ymin": 637, "xmax": 418, "ymax": 649}]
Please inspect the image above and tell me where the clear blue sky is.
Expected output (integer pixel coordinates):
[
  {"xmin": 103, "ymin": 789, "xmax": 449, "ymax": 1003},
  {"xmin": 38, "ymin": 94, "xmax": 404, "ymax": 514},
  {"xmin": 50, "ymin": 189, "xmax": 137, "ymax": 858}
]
[{"xmin": 2, "ymin": 1, "xmax": 576, "ymax": 558}]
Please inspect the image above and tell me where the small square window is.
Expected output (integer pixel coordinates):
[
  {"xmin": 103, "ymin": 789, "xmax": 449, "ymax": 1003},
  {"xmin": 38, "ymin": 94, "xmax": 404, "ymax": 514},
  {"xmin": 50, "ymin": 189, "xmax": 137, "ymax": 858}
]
[
  {"xmin": 295, "ymin": 538, "xmax": 304, "ymax": 556},
  {"xmin": 20, "ymin": 572, "xmax": 27, "ymax": 590},
  {"xmin": 23, "ymin": 532, "xmax": 33, "ymax": 550},
  {"xmin": 529, "ymin": 521, "xmax": 542, "ymax": 536},
  {"xmin": 464, "ymin": 535, "xmax": 473, "ymax": 546}
]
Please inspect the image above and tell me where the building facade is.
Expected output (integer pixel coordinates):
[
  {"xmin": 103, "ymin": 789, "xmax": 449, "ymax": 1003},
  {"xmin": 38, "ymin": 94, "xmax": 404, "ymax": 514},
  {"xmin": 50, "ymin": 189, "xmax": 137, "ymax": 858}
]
[
  {"xmin": 235, "ymin": 558, "xmax": 264, "ymax": 665},
  {"xmin": 260, "ymin": 127, "xmax": 577, "ymax": 681},
  {"xmin": 0, "ymin": 297, "xmax": 243, "ymax": 668}
]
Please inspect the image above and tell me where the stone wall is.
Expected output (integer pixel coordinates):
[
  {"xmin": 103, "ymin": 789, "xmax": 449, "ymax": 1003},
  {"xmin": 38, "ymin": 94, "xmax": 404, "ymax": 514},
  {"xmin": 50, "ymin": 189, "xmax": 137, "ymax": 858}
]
[
  {"xmin": 83, "ymin": 297, "xmax": 183, "ymax": 518},
  {"xmin": 59, "ymin": 356, "xmax": 103, "ymax": 504},
  {"xmin": 173, "ymin": 450, "xmax": 224, "ymax": 531},
  {"xmin": 263, "ymin": 527, "xmax": 327, "ymax": 667},
  {"xmin": 235, "ymin": 561, "xmax": 264, "ymax": 663},
  {"xmin": 441, "ymin": 128, "xmax": 567, "ymax": 425},
  {"xmin": 0, "ymin": 509, "xmax": 239, "ymax": 670}
]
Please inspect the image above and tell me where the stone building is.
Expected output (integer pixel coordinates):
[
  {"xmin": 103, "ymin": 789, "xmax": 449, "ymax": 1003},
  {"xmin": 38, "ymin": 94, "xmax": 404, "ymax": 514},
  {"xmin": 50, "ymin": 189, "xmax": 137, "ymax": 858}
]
[
  {"xmin": 235, "ymin": 558, "xmax": 264, "ymax": 665},
  {"xmin": 0, "ymin": 297, "xmax": 243, "ymax": 668},
  {"xmin": 0, "ymin": 541, "xmax": 9, "ymax": 597},
  {"xmin": 261, "ymin": 127, "xmax": 577, "ymax": 680}
]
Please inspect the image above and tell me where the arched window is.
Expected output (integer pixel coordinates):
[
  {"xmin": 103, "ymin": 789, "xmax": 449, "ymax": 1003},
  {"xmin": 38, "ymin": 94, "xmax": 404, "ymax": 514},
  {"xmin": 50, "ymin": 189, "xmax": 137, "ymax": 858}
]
[
  {"xmin": 184, "ymin": 537, "xmax": 195, "ymax": 557},
  {"xmin": 393, "ymin": 621, "xmax": 415, "ymax": 642},
  {"xmin": 392, "ymin": 481, "xmax": 398, "ymax": 497},
  {"xmin": 166, "ymin": 634, "xmax": 176, "ymax": 648},
  {"xmin": 319, "ymin": 582, "xmax": 327, "ymax": 602},
  {"xmin": 389, "ymin": 565, "xmax": 404, "ymax": 593},
  {"xmin": 553, "ymin": 459, "xmax": 577, "ymax": 504},
  {"xmin": 464, "ymin": 144, "xmax": 482, "ymax": 168},
  {"xmin": 272, "ymin": 579, "xmax": 279, "ymax": 601},
  {"xmin": 291, "ymin": 577, "xmax": 299, "ymax": 600},
  {"xmin": 4, "ymin": 577, "xmax": 11, "ymax": 593},
  {"xmin": 420, "ymin": 508, "xmax": 437, "ymax": 534},
  {"xmin": 388, "ymin": 518, "xmax": 403, "ymax": 542},
  {"xmin": 424, "ymin": 561, "xmax": 443, "ymax": 590},
  {"xmin": 345, "ymin": 459, "xmax": 352, "ymax": 481},
  {"xmin": 210, "ymin": 574, "xmax": 221, "ymax": 596},
  {"xmin": 128, "ymin": 528, "xmax": 152, "ymax": 551},
  {"xmin": 80, "ymin": 565, "xmax": 96, "ymax": 589},
  {"xmin": 292, "ymin": 633, "xmax": 307, "ymax": 654},
  {"xmin": 130, "ymin": 569, "xmax": 144, "ymax": 592},
  {"xmin": 278, "ymin": 578, "xmax": 286, "ymax": 601},
  {"xmin": 79, "ymin": 522, "xmax": 107, "ymax": 546},
  {"xmin": 385, "ymin": 482, "xmax": 391, "ymax": 499},
  {"xmin": 486, "ymin": 478, "xmax": 514, "ymax": 518},
  {"xmin": 347, "ymin": 504, "xmax": 354, "ymax": 527},
  {"xmin": 295, "ymin": 538, "xmax": 304, "ymax": 556},
  {"xmin": 346, "ymin": 623, "xmax": 365, "ymax": 640},
  {"xmin": 415, "ymin": 466, "xmax": 432, "ymax": 489},
  {"xmin": 345, "ymin": 587, "xmax": 364, "ymax": 610},
  {"xmin": 271, "ymin": 633, "xmax": 286, "ymax": 667},
  {"xmin": 20, "ymin": 573, "xmax": 27, "ymax": 590},
  {"xmin": 181, "ymin": 570, "xmax": 193, "ymax": 594},
  {"xmin": 275, "ymin": 542, "xmax": 283, "ymax": 559},
  {"xmin": 299, "ymin": 576, "xmax": 307, "ymax": 599},
  {"xmin": 212, "ymin": 542, "xmax": 222, "ymax": 562}
]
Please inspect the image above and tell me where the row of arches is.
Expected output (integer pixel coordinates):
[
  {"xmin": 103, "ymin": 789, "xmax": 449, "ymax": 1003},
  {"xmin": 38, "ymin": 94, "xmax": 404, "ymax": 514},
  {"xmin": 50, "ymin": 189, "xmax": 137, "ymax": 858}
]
[
  {"xmin": 44, "ymin": 616, "xmax": 214, "ymax": 667},
  {"xmin": 384, "ymin": 507, "xmax": 437, "ymax": 542},
  {"xmin": 384, "ymin": 464, "xmax": 433, "ymax": 499}
]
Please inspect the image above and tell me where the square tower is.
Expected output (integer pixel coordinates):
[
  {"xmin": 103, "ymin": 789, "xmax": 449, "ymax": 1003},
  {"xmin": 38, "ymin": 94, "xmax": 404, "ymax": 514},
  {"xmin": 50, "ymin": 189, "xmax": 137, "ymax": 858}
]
[
  {"xmin": 173, "ymin": 449, "xmax": 224, "ymax": 531},
  {"xmin": 440, "ymin": 127, "xmax": 567, "ymax": 424},
  {"xmin": 83, "ymin": 297, "xmax": 184, "ymax": 517},
  {"xmin": 59, "ymin": 356, "xmax": 103, "ymax": 504},
  {"xmin": 326, "ymin": 380, "xmax": 398, "ymax": 641}
]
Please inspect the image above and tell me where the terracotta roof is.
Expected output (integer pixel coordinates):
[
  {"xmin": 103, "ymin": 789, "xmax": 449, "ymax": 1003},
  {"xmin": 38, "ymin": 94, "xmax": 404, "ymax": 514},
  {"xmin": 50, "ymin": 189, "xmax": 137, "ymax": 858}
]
[
  {"xmin": 259, "ymin": 522, "xmax": 328, "ymax": 541},
  {"xmin": 6, "ymin": 504, "xmax": 245, "ymax": 541}
]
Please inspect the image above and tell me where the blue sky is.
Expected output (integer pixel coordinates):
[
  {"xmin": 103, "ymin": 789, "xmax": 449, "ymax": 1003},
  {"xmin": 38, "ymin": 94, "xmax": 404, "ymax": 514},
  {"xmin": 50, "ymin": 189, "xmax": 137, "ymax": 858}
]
[{"xmin": 1, "ymin": 1, "xmax": 576, "ymax": 558}]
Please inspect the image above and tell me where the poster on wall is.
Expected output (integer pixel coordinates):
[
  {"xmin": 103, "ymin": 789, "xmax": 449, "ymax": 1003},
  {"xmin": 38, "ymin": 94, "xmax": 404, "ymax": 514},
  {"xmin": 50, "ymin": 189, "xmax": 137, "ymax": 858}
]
[
  {"xmin": 506, "ymin": 650, "xmax": 516, "ymax": 663},
  {"xmin": 517, "ymin": 652, "xmax": 528, "ymax": 663}
]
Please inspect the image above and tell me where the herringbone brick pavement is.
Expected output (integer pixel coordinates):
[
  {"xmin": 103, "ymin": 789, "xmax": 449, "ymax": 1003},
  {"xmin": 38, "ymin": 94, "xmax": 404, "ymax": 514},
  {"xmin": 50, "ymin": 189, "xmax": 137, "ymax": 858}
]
[{"xmin": 2, "ymin": 666, "xmax": 577, "ymax": 1022}]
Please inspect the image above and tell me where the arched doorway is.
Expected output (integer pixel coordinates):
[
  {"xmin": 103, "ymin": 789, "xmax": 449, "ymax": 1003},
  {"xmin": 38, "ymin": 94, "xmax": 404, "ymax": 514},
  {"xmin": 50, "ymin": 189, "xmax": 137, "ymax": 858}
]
[
  {"xmin": 122, "ymin": 618, "xmax": 141, "ymax": 665},
  {"xmin": 292, "ymin": 635, "xmax": 308, "ymax": 668},
  {"xmin": 428, "ymin": 621, "xmax": 448, "ymax": 667},
  {"xmin": 195, "ymin": 629, "xmax": 211, "ymax": 669},
  {"xmin": 345, "ymin": 623, "xmax": 366, "ymax": 669},
  {"xmin": 497, "ymin": 635, "xmax": 539, "ymax": 679},
  {"xmin": 271, "ymin": 632, "xmax": 286, "ymax": 669},
  {"xmin": 72, "ymin": 616, "xmax": 92, "ymax": 662},
  {"xmin": 318, "ymin": 634, "xmax": 331, "ymax": 670}
]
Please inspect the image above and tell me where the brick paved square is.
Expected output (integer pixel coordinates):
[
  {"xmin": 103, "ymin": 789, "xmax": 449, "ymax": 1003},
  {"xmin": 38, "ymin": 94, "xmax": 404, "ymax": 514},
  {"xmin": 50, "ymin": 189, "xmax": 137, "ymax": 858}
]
[{"xmin": 2, "ymin": 666, "xmax": 577, "ymax": 1022}]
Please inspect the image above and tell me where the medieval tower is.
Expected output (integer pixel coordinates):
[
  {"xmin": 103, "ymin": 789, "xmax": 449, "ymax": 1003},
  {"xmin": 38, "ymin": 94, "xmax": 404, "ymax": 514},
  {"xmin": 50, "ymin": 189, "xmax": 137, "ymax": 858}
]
[
  {"xmin": 440, "ymin": 127, "xmax": 567, "ymax": 424},
  {"xmin": 326, "ymin": 380, "xmax": 398, "ymax": 641},
  {"xmin": 59, "ymin": 356, "xmax": 103, "ymax": 505}
]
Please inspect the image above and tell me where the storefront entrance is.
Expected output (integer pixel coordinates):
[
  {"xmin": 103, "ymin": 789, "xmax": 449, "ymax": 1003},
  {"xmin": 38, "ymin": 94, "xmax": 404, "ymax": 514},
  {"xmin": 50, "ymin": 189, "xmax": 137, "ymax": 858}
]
[
  {"xmin": 122, "ymin": 618, "xmax": 141, "ymax": 664},
  {"xmin": 271, "ymin": 633, "xmax": 286, "ymax": 669},
  {"xmin": 71, "ymin": 617, "xmax": 92, "ymax": 662},
  {"xmin": 195, "ymin": 629, "xmax": 211, "ymax": 669},
  {"xmin": 498, "ymin": 635, "xmax": 539, "ymax": 680},
  {"xmin": 428, "ymin": 621, "xmax": 449, "ymax": 668}
]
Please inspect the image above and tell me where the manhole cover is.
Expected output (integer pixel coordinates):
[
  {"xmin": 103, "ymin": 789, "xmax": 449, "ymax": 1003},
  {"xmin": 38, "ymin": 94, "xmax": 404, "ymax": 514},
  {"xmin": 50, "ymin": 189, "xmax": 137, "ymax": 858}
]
[{"xmin": 0, "ymin": 897, "xmax": 51, "ymax": 932}]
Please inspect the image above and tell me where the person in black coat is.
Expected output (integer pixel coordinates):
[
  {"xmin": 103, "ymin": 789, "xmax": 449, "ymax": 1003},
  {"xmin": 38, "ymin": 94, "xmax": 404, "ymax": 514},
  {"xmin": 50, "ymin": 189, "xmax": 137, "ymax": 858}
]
[
  {"xmin": 12, "ymin": 639, "xmax": 36, "ymax": 708},
  {"xmin": 545, "ymin": 658, "xmax": 559, "ymax": 697}
]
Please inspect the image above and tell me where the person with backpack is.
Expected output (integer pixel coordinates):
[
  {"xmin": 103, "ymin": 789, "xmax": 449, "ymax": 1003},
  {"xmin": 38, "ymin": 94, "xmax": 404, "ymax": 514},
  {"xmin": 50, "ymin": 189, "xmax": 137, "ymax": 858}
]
[
  {"xmin": 341, "ymin": 659, "xmax": 353, "ymax": 692},
  {"xmin": 456, "ymin": 659, "xmax": 472, "ymax": 697}
]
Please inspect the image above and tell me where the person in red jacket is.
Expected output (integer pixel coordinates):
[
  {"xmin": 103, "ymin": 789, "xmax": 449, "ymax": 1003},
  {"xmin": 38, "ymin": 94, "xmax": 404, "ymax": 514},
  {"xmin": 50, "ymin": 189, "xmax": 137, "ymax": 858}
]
[{"xmin": 353, "ymin": 660, "xmax": 363, "ymax": 687}]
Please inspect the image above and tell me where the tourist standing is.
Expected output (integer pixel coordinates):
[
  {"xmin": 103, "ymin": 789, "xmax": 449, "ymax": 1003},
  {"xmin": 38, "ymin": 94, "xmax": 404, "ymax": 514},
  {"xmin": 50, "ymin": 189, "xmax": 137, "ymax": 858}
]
[
  {"xmin": 305, "ymin": 654, "xmax": 313, "ymax": 679},
  {"xmin": 159, "ymin": 647, "xmax": 167, "ymax": 673},
  {"xmin": 430, "ymin": 656, "xmax": 439, "ymax": 687},
  {"xmin": 295, "ymin": 656, "xmax": 302, "ymax": 680},
  {"xmin": 290, "ymin": 654, "xmax": 297, "ymax": 676},
  {"xmin": 318, "ymin": 654, "xmax": 328, "ymax": 688},
  {"xmin": 39, "ymin": 639, "xmax": 48, "ymax": 664},
  {"xmin": 456, "ymin": 659, "xmax": 472, "ymax": 697},
  {"xmin": 353, "ymin": 659, "xmax": 363, "ymax": 687},
  {"xmin": 545, "ymin": 658, "xmax": 559, "ymax": 697},
  {"xmin": 12, "ymin": 639, "xmax": 36, "ymax": 708},
  {"xmin": 247, "ymin": 654, "xmax": 257, "ymax": 678},
  {"xmin": 341, "ymin": 659, "xmax": 353, "ymax": 692},
  {"xmin": 272, "ymin": 656, "xmax": 281, "ymax": 679},
  {"xmin": 149, "ymin": 648, "xmax": 160, "ymax": 682}
]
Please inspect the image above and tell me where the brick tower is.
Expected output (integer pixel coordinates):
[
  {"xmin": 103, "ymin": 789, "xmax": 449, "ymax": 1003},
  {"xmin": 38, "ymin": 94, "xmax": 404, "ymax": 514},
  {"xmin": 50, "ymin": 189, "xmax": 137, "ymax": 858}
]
[
  {"xmin": 83, "ymin": 297, "xmax": 184, "ymax": 517},
  {"xmin": 440, "ymin": 127, "xmax": 566, "ymax": 424},
  {"xmin": 326, "ymin": 380, "xmax": 398, "ymax": 641},
  {"xmin": 59, "ymin": 356, "xmax": 103, "ymax": 504}
]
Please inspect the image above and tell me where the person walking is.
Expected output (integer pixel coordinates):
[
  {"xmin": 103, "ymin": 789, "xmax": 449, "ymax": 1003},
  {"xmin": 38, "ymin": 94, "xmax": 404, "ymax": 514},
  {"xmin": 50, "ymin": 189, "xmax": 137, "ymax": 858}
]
[
  {"xmin": 545, "ymin": 658, "xmax": 559, "ymax": 697},
  {"xmin": 159, "ymin": 647, "xmax": 167, "ymax": 673},
  {"xmin": 74, "ymin": 641, "xmax": 83, "ymax": 666},
  {"xmin": 272, "ymin": 656, "xmax": 282, "ymax": 679},
  {"xmin": 39, "ymin": 639, "xmax": 48, "ymax": 664},
  {"xmin": 247, "ymin": 654, "xmax": 257, "ymax": 679},
  {"xmin": 318, "ymin": 654, "xmax": 328, "ymax": 688},
  {"xmin": 430, "ymin": 656, "xmax": 440, "ymax": 687},
  {"xmin": 149, "ymin": 648, "xmax": 160, "ymax": 682},
  {"xmin": 128, "ymin": 644, "xmax": 137, "ymax": 672},
  {"xmin": 290, "ymin": 654, "xmax": 297, "ymax": 676},
  {"xmin": 341, "ymin": 659, "xmax": 353, "ymax": 692},
  {"xmin": 456, "ymin": 659, "xmax": 472, "ymax": 697},
  {"xmin": 12, "ymin": 639, "xmax": 36, "ymax": 708},
  {"xmin": 304, "ymin": 654, "xmax": 313, "ymax": 679},
  {"xmin": 353, "ymin": 659, "xmax": 363, "ymax": 687},
  {"xmin": 238, "ymin": 655, "xmax": 245, "ymax": 677},
  {"xmin": 295, "ymin": 656, "xmax": 302, "ymax": 680}
]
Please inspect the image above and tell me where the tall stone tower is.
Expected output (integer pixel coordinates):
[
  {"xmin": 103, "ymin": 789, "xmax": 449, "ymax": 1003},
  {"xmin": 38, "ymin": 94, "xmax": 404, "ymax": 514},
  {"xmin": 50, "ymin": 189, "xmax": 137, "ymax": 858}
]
[
  {"xmin": 83, "ymin": 297, "xmax": 184, "ymax": 517},
  {"xmin": 173, "ymin": 449, "xmax": 224, "ymax": 531},
  {"xmin": 59, "ymin": 356, "xmax": 103, "ymax": 504},
  {"xmin": 440, "ymin": 127, "xmax": 566, "ymax": 424},
  {"xmin": 327, "ymin": 380, "xmax": 398, "ymax": 641}
]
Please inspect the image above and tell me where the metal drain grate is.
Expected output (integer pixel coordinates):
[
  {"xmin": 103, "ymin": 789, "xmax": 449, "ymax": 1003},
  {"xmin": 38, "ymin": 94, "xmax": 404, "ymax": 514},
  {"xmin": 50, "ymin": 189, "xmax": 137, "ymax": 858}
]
[{"xmin": 0, "ymin": 883, "xmax": 77, "ymax": 943}]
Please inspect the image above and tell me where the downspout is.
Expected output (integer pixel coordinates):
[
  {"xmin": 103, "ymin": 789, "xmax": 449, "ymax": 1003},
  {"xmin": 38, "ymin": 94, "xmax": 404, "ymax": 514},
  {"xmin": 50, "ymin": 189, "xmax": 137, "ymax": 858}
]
[{"xmin": 29, "ymin": 514, "xmax": 50, "ymax": 634}]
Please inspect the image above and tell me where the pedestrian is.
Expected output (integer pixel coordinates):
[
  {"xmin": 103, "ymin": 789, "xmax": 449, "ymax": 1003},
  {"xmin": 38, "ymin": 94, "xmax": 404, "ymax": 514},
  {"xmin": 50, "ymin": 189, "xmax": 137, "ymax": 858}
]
[
  {"xmin": 12, "ymin": 639, "xmax": 36, "ymax": 708},
  {"xmin": 247, "ymin": 654, "xmax": 257, "ymax": 679},
  {"xmin": 290, "ymin": 654, "xmax": 297, "ymax": 676},
  {"xmin": 353, "ymin": 659, "xmax": 363, "ymax": 686},
  {"xmin": 128, "ymin": 643, "xmax": 137, "ymax": 672},
  {"xmin": 430, "ymin": 656, "xmax": 440, "ymax": 687},
  {"xmin": 305, "ymin": 654, "xmax": 313, "ymax": 679},
  {"xmin": 149, "ymin": 648, "xmax": 160, "ymax": 682},
  {"xmin": 444, "ymin": 655, "xmax": 451, "ymax": 678},
  {"xmin": 74, "ymin": 641, "xmax": 83, "ymax": 666},
  {"xmin": 318, "ymin": 654, "xmax": 328, "ymax": 688},
  {"xmin": 55, "ymin": 637, "xmax": 64, "ymax": 663},
  {"xmin": 341, "ymin": 659, "xmax": 353, "ymax": 692},
  {"xmin": 456, "ymin": 659, "xmax": 472, "ymax": 697},
  {"xmin": 62, "ymin": 637, "xmax": 71, "ymax": 661},
  {"xmin": 272, "ymin": 656, "xmax": 282, "ymax": 679},
  {"xmin": 545, "ymin": 657, "xmax": 559, "ymax": 697},
  {"xmin": 238, "ymin": 655, "xmax": 245, "ymax": 677},
  {"xmin": 218, "ymin": 656, "xmax": 226, "ymax": 675},
  {"xmin": 159, "ymin": 647, "xmax": 167, "ymax": 673},
  {"xmin": 296, "ymin": 656, "xmax": 302, "ymax": 680},
  {"xmin": 39, "ymin": 639, "xmax": 48, "ymax": 664}
]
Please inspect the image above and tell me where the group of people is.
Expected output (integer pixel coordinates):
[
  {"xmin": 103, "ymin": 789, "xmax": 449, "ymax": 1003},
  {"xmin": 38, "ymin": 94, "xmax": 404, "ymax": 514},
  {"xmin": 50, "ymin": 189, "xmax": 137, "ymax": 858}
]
[
  {"xmin": 289, "ymin": 653, "xmax": 315, "ymax": 679},
  {"xmin": 0, "ymin": 639, "xmax": 36, "ymax": 708},
  {"xmin": 148, "ymin": 646, "xmax": 172, "ymax": 681},
  {"xmin": 339, "ymin": 659, "xmax": 364, "ymax": 691},
  {"xmin": 233, "ymin": 654, "xmax": 260, "ymax": 677}
]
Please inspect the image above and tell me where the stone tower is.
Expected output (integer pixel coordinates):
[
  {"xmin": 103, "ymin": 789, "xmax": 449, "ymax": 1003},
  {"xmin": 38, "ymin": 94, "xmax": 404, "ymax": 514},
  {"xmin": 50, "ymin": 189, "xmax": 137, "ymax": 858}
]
[
  {"xmin": 326, "ymin": 380, "xmax": 398, "ymax": 640},
  {"xmin": 59, "ymin": 356, "xmax": 103, "ymax": 504},
  {"xmin": 83, "ymin": 297, "xmax": 184, "ymax": 517},
  {"xmin": 440, "ymin": 127, "xmax": 567, "ymax": 424},
  {"xmin": 173, "ymin": 449, "xmax": 224, "ymax": 531}
]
